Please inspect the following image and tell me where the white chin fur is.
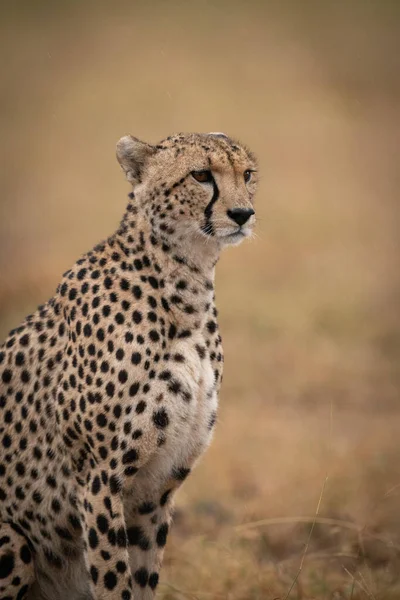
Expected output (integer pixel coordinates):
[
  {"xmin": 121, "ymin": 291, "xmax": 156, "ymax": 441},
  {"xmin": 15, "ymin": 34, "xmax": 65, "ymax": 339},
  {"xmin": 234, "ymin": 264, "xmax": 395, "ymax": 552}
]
[{"xmin": 219, "ymin": 230, "xmax": 250, "ymax": 247}]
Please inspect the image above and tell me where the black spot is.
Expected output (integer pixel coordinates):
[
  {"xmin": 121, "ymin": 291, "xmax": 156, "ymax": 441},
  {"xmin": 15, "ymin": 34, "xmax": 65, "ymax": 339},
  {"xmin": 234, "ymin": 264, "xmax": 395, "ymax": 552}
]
[
  {"xmin": 0, "ymin": 536, "xmax": 10, "ymax": 548},
  {"xmin": 104, "ymin": 570, "xmax": 117, "ymax": 590},
  {"xmin": 106, "ymin": 382, "xmax": 115, "ymax": 398},
  {"xmin": 115, "ymin": 312, "xmax": 124, "ymax": 325},
  {"xmin": 136, "ymin": 401, "xmax": 146, "ymax": 414},
  {"xmin": 178, "ymin": 329, "xmax": 191, "ymax": 339},
  {"xmin": 159, "ymin": 370, "xmax": 171, "ymax": 381},
  {"xmin": 96, "ymin": 414, "xmax": 107, "ymax": 428},
  {"xmin": 131, "ymin": 352, "xmax": 141, "ymax": 365},
  {"xmin": 207, "ymin": 320, "xmax": 217, "ymax": 334},
  {"xmin": 118, "ymin": 370, "xmax": 128, "ymax": 384},
  {"xmin": 132, "ymin": 285, "xmax": 142, "ymax": 300},
  {"xmin": 148, "ymin": 296, "xmax": 157, "ymax": 308},
  {"xmin": 83, "ymin": 324, "xmax": 92, "ymax": 337},
  {"xmin": 20, "ymin": 334, "xmax": 30, "ymax": 346},
  {"xmin": 116, "ymin": 527, "xmax": 127, "ymax": 548},
  {"xmin": 51, "ymin": 498, "xmax": 61, "ymax": 513},
  {"xmin": 88, "ymin": 528, "xmax": 99, "ymax": 549},
  {"xmin": 208, "ymin": 411, "xmax": 217, "ymax": 429},
  {"xmin": 92, "ymin": 298, "xmax": 100, "ymax": 311},
  {"xmin": 168, "ymin": 323, "xmax": 176, "ymax": 340},
  {"xmin": 43, "ymin": 548, "xmax": 63, "ymax": 569},
  {"xmin": 124, "ymin": 466, "xmax": 138, "ymax": 477},
  {"xmin": 127, "ymin": 526, "xmax": 151, "ymax": 551},
  {"xmin": 116, "ymin": 560, "xmax": 127, "ymax": 573},
  {"xmin": 90, "ymin": 565, "xmax": 99, "ymax": 584},
  {"xmin": 33, "ymin": 446, "xmax": 42, "ymax": 460},
  {"xmin": 102, "ymin": 305, "xmax": 111, "ymax": 317},
  {"xmin": 96, "ymin": 514, "xmax": 109, "ymax": 534},
  {"xmin": 122, "ymin": 449, "xmax": 138, "ymax": 464},
  {"xmin": 160, "ymin": 489, "xmax": 171, "ymax": 506},
  {"xmin": 156, "ymin": 523, "xmax": 169, "ymax": 547},
  {"xmin": 2, "ymin": 370, "xmax": 12, "ymax": 384},
  {"xmin": 68, "ymin": 514, "xmax": 82, "ymax": 531},
  {"xmin": 16, "ymin": 462, "xmax": 25, "ymax": 476},
  {"xmin": 129, "ymin": 382, "xmax": 140, "ymax": 397},
  {"xmin": 19, "ymin": 545, "xmax": 31, "ymax": 565},
  {"xmin": 32, "ymin": 491, "xmax": 43, "ymax": 504},
  {"xmin": 55, "ymin": 526, "xmax": 73, "ymax": 541},
  {"xmin": 101, "ymin": 361, "xmax": 109, "ymax": 374},
  {"xmin": 168, "ymin": 380, "xmax": 181, "ymax": 395},
  {"xmin": 138, "ymin": 502, "xmax": 156, "ymax": 515},
  {"xmin": 149, "ymin": 330, "xmax": 160, "ymax": 342},
  {"xmin": 91, "ymin": 476, "xmax": 101, "ymax": 495},
  {"xmin": 116, "ymin": 348, "xmax": 125, "ymax": 360},
  {"xmin": 15, "ymin": 352, "xmax": 25, "ymax": 366},
  {"xmin": 132, "ymin": 311, "xmax": 142, "ymax": 324},
  {"xmin": 148, "ymin": 276, "xmax": 159, "ymax": 289},
  {"xmin": 17, "ymin": 585, "xmax": 29, "ymax": 600},
  {"xmin": 0, "ymin": 552, "xmax": 14, "ymax": 578},
  {"xmin": 153, "ymin": 408, "xmax": 169, "ymax": 429},
  {"xmin": 99, "ymin": 446, "xmax": 108, "ymax": 460},
  {"xmin": 2, "ymin": 434, "xmax": 11, "ymax": 449},
  {"xmin": 134, "ymin": 567, "xmax": 149, "ymax": 588},
  {"xmin": 172, "ymin": 467, "xmax": 191, "ymax": 481},
  {"xmin": 149, "ymin": 572, "xmax": 159, "ymax": 590},
  {"xmin": 109, "ymin": 475, "xmax": 122, "ymax": 495},
  {"xmin": 195, "ymin": 344, "xmax": 206, "ymax": 359}
]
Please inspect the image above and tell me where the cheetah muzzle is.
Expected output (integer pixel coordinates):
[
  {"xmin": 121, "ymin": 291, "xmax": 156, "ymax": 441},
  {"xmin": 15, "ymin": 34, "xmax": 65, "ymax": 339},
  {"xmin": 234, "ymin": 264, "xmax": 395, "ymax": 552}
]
[{"xmin": 0, "ymin": 132, "xmax": 258, "ymax": 600}]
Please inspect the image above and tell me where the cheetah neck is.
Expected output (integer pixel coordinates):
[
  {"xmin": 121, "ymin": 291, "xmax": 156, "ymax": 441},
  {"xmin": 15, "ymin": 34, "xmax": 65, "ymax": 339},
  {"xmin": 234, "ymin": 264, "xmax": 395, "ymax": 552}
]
[
  {"xmin": 114, "ymin": 204, "xmax": 217, "ymax": 331},
  {"xmin": 118, "ymin": 199, "xmax": 220, "ymax": 271}
]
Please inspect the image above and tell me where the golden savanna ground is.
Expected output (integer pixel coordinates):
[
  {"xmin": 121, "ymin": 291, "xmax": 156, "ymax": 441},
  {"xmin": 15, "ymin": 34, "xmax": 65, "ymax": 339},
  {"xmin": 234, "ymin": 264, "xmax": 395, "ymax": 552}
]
[{"xmin": 1, "ymin": 2, "xmax": 400, "ymax": 598}]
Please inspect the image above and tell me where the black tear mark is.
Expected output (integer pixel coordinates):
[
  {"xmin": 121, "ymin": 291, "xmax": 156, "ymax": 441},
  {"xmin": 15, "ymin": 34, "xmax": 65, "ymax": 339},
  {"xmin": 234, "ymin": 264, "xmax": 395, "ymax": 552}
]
[{"xmin": 202, "ymin": 177, "xmax": 219, "ymax": 236}]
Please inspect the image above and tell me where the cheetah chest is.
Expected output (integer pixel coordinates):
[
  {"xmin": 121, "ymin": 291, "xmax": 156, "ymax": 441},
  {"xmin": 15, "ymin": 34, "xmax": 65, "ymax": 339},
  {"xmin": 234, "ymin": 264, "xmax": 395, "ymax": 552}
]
[{"xmin": 134, "ymin": 333, "xmax": 218, "ymax": 490}]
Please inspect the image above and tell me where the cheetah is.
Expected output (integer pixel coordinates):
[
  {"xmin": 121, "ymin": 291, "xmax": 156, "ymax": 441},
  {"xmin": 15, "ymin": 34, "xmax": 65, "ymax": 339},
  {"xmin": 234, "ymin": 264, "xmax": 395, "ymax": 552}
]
[{"xmin": 0, "ymin": 132, "xmax": 258, "ymax": 599}]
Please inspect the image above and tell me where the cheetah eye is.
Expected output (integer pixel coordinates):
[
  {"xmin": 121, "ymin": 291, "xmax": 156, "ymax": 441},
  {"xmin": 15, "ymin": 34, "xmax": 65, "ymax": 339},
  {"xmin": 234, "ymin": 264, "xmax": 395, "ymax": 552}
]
[
  {"xmin": 244, "ymin": 170, "xmax": 253, "ymax": 183},
  {"xmin": 191, "ymin": 170, "xmax": 213, "ymax": 183}
]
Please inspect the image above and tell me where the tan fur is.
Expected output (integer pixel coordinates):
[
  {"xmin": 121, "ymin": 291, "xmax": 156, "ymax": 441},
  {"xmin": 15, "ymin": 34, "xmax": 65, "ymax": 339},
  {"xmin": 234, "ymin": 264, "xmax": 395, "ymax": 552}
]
[{"xmin": 0, "ymin": 132, "xmax": 257, "ymax": 599}]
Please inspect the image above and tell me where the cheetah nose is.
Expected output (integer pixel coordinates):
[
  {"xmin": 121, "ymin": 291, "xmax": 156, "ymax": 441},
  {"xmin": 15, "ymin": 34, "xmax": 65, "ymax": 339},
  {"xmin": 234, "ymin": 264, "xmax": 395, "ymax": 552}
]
[{"xmin": 227, "ymin": 208, "xmax": 255, "ymax": 226}]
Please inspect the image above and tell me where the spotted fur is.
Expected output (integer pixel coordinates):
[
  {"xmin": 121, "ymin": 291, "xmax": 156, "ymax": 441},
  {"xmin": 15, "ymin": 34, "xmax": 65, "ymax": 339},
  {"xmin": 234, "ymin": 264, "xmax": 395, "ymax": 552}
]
[{"xmin": 0, "ymin": 132, "xmax": 258, "ymax": 599}]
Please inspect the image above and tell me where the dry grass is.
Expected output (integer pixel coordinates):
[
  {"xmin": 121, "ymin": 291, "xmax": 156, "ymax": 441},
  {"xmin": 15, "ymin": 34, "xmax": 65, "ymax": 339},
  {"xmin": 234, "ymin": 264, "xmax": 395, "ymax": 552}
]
[{"xmin": 1, "ymin": 1, "xmax": 400, "ymax": 598}]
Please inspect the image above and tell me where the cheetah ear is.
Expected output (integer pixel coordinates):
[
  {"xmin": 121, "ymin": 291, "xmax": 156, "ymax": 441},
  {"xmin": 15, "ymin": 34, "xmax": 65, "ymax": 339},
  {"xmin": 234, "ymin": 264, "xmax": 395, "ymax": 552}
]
[{"xmin": 116, "ymin": 135, "xmax": 156, "ymax": 185}]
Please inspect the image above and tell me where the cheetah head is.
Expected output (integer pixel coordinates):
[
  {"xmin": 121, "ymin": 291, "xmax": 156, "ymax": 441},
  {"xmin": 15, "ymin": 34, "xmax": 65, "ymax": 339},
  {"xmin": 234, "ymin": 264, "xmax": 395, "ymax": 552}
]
[{"xmin": 116, "ymin": 132, "xmax": 258, "ymax": 256}]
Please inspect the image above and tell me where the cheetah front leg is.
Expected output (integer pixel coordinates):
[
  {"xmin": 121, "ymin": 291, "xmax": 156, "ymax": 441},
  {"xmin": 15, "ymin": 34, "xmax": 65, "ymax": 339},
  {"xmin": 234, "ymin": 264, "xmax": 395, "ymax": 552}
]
[
  {"xmin": 125, "ymin": 469, "xmax": 191, "ymax": 599},
  {"xmin": 0, "ymin": 522, "xmax": 35, "ymax": 600},
  {"xmin": 125, "ymin": 499, "xmax": 172, "ymax": 599},
  {"xmin": 81, "ymin": 472, "xmax": 133, "ymax": 600}
]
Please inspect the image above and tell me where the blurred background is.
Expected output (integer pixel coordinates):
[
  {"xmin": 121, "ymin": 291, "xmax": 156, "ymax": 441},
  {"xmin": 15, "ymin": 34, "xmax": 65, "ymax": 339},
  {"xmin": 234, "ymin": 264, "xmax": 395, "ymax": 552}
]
[{"xmin": 1, "ymin": 1, "xmax": 400, "ymax": 598}]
